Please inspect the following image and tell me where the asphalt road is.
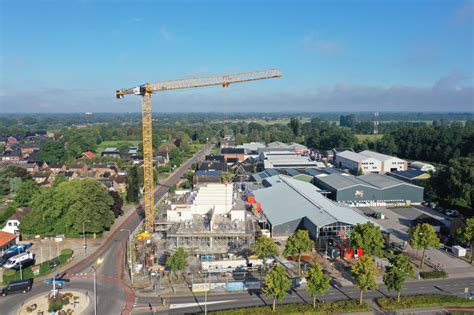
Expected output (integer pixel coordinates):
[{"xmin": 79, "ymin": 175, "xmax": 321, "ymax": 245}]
[
  {"xmin": 0, "ymin": 143, "xmax": 214, "ymax": 315},
  {"xmin": 132, "ymin": 277, "xmax": 474, "ymax": 314}
]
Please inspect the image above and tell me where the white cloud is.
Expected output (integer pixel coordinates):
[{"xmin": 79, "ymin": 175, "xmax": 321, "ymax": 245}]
[{"xmin": 1, "ymin": 72, "xmax": 473, "ymax": 113}]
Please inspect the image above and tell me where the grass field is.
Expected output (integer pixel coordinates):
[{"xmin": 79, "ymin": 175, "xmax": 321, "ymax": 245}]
[
  {"xmin": 355, "ymin": 134, "xmax": 384, "ymax": 141},
  {"xmin": 96, "ymin": 140, "xmax": 141, "ymax": 153}
]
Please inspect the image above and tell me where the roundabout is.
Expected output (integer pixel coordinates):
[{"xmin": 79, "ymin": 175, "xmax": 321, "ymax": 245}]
[{"xmin": 17, "ymin": 290, "xmax": 90, "ymax": 315}]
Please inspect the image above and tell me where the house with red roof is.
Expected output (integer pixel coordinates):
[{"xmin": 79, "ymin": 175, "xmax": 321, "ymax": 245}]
[
  {"xmin": 82, "ymin": 151, "xmax": 96, "ymax": 159},
  {"xmin": 0, "ymin": 231, "xmax": 17, "ymax": 253}
]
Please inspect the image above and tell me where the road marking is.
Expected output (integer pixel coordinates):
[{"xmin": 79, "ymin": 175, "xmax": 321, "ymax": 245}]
[{"xmin": 169, "ymin": 300, "xmax": 236, "ymax": 309}]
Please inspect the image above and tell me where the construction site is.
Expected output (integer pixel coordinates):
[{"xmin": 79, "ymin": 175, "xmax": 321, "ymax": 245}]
[{"xmin": 155, "ymin": 183, "xmax": 258, "ymax": 255}]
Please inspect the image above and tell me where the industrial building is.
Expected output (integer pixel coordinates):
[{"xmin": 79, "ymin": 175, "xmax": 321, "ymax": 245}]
[
  {"xmin": 160, "ymin": 183, "xmax": 256, "ymax": 254},
  {"xmin": 313, "ymin": 173, "xmax": 424, "ymax": 205},
  {"xmin": 358, "ymin": 150, "xmax": 407, "ymax": 173},
  {"xmin": 252, "ymin": 175, "xmax": 380, "ymax": 244},
  {"xmin": 334, "ymin": 150, "xmax": 407, "ymax": 174}
]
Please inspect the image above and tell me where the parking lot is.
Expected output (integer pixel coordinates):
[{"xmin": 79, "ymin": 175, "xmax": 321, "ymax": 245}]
[{"xmin": 356, "ymin": 205, "xmax": 474, "ymax": 276}]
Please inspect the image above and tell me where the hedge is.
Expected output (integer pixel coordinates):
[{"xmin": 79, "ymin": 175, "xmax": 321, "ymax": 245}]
[
  {"xmin": 2, "ymin": 249, "xmax": 74, "ymax": 284},
  {"xmin": 419, "ymin": 270, "xmax": 448, "ymax": 279},
  {"xmin": 376, "ymin": 294, "xmax": 474, "ymax": 310},
  {"xmin": 201, "ymin": 300, "xmax": 370, "ymax": 315}
]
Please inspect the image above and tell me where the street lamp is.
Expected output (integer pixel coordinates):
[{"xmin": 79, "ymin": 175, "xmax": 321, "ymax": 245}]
[
  {"xmin": 90, "ymin": 257, "xmax": 104, "ymax": 315},
  {"xmin": 83, "ymin": 220, "xmax": 91, "ymax": 256},
  {"xmin": 120, "ymin": 229, "xmax": 133, "ymax": 285}
]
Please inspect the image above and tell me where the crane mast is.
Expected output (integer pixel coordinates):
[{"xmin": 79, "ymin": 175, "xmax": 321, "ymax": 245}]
[{"xmin": 116, "ymin": 68, "xmax": 282, "ymax": 231}]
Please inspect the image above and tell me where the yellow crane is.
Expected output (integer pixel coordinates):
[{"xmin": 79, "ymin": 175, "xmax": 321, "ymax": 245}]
[{"xmin": 116, "ymin": 68, "xmax": 282, "ymax": 231}]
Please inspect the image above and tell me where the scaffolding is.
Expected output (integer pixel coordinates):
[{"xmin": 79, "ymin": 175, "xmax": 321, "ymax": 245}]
[{"xmin": 165, "ymin": 213, "xmax": 257, "ymax": 254}]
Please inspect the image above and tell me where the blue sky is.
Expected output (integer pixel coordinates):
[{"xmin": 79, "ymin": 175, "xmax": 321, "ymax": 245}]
[{"xmin": 1, "ymin": 0, "xmax": 473, "ymax": 113}]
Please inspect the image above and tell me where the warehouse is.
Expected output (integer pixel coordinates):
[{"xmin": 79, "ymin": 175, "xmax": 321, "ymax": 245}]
[
  {"xmin": 334, "ymin": 150, "xmax": 381, "ymax": 174},
  {"xmin": 313, "ymin": 173, "xmax": 424, "ymax": 205},
  {"xmin": 252, "ymin": 175, "xmax": 380, "ymax": 244}
]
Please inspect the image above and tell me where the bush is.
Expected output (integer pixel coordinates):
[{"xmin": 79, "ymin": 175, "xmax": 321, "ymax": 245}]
[
  {"xmin": 2, "ymin": 268, "xmax": 34, "ymax": 284},
  {"xmin": 202, "ymin": 300, "xmax": 370, "ymax": 314},
  {"xmin": 0, "ymin": 206, "xmax": 16, "ymax": 228},
  {"xmin": 419, "ymin": 270, "xmax": 447, "ymax": 279},
  {"xmin": 376, "ymin": 294, "xmax": 474, "ymax": 310},
  {"xmin": 48, "ymin": 297, "xmax": 69, "ymax": 312},
  {"xmin": 58, "ymin": 249, "xmax": 74, "ymax": 264}
]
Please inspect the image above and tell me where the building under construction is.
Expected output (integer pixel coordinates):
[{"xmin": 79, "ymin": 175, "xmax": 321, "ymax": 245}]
[{"xmin": 157, "ymin": 183, "xmax": 258, "ymax": 255}]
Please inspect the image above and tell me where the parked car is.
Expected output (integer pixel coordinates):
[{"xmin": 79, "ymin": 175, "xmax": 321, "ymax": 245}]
[
  {"xmin": 3, "ymin": 252, "xmax": 34, "ymax": 269},
  {"xmin": 49, "ymin": 259, "xmax": 61, "ymax": 269},
  {"xmin": 1, "ymin": 279, "xmax": 33, "ymax": 296}
]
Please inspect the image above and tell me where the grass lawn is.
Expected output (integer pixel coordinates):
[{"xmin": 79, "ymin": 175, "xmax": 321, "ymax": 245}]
[
  {"xmin": 211, "ymin": 147, "xmax": 220, "ymax": 155},
  {"xmin": 96, "ymin": 140, "xmax": 141, "ymax": 153},
  {"xmin": 376, "ymin": 294, "xmax": 474, "ymax": 310},
  {"xmin": 201, "ymin": 300, "xmax": 370, "ymax": 315},
  {"xmin": 355, "ymin": 134, "xmax": 384, "ymax": 141}
]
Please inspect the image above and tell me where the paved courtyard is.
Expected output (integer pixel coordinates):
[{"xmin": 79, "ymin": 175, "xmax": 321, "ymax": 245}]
[{"xmin": 356, "ymin": 205, "xmax": 473, "ymax": 277}]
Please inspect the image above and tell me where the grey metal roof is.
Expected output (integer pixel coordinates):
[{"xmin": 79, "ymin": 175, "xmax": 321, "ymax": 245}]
[
  {"xmin": 253, "ymin": 175, "xmax": 377, "ymax": 228},
  {"xmin": 316, "ymin": 173, "xmax": 421, "ymax": 190},
  {"xmin": 315, "ymin": 173, "xmax": 372, "ymax": 190},
  {"xmin": 359, "ymin": 150, "xmax": 404, "ymax": 162},
  {"xmin": 336, "ymin": 150, "xmax": 371, "ymax": 162},
  {"xmin": 284, "ymin": 168, "xmax": 300, "ymax": 177},
  {"xmin": 357, "ymin": 173, "xmax": 419, "ymax": 189}
]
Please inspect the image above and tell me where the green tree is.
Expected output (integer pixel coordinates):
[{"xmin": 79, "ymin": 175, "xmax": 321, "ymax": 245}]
[
  {"xmin": 9, "ymin": 177, "xmax": 22, "ymax": 195},
  {"xmin": 14, "ymin": 180, "xmax": 40, "ymax": 206},
  {"xmin": 409, "ymin": 223, "xmax": 440, "ymax": 267},
  {"xmin": 126, "ymin": 166, "xmax": 140, "ymax": 203},
  {"xmin": 169, "ymin": 148, "xmax": 183, "ymax": 167},
  {"xmin": 350, "ymin": 222, "xmax": 385, "ymax": 257},
  {"xmin": 52, "ymin": 174, "xmax": 67, "ymax": 188},
  {"xmin": 263, "ymin": 264, "xmax": 292, "ymax": 311},
  {"xmin": 351, "ymin": 255, "xmax": 378, "ymax": 305},
  {"xmin": 21, "ymin": 179, "xmax": 114, "ymax": 236},
  {"xmin": 39, "ymin": 141, "xmax": 67, "ymax": 164},
  {"xmin": 383, "ymin": 253, "xmax": 415, "ymax": 303},
  {"xmin": 458, "ymin": 218, "xmax": 474, "ymax": 264},
  {"xmin": 376, "ymin": 134, "xmax": 398, "ymax": 155},
  {"xmin": 289, "ymin": 117, "xmax": 302, "ymax": 136},
  {"xmin": 306, "ymin": 263, "xmax": 330, "ymax": 308},
  {"xmin": 283, "ymin": 230, "xmax": 314, "ymax": 275},
  {"xmin": 251, "ymin": 236, "xmax": 278, "ymax": 271},
  {"xmin": 429, "ymin": 158, "xmax": 473, "ymax": 209},
  {"xmin": 166, "ymin": 247, "xmax": 188, "ymax": 281}
]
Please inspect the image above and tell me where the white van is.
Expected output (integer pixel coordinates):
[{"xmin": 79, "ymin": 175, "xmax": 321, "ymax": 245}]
[{"xmin": 3, "ymin": 252, "xmax": 34, "ymax": 269}]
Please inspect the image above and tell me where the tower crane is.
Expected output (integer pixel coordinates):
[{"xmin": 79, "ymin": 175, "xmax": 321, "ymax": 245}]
[{"xmin": 116, "ymin": 68, "xmax": 282, "ymax": 231}]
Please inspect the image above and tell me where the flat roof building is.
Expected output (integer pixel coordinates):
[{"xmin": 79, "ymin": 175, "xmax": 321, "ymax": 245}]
[{"xmin": 313, "ymin": 173, "xmax": 424, "ymax": 205}]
